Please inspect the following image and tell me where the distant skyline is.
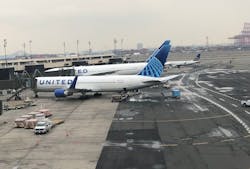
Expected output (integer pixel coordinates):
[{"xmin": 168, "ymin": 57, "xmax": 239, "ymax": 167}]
[{"xmin": 0, "ymin": 0, "xmax": 249, "ymax": 54}]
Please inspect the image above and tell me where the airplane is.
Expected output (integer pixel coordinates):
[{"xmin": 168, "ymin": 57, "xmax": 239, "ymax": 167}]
[
  {"xmin": 35, "ymin": 40, "xmax": 180, "ymax": 98},
  {"xmin": 166, "ymin": 53, "xmax": 200, "ymax": 68},
  {"xmin": 44, "ymin": 51, "xmax": 200, "ymax": 76}
]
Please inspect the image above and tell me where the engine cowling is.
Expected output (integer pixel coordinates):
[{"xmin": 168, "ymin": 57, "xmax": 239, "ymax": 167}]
[{"xmin": 54, "ymin": 89, "xmax": 72, "ymax": 97}]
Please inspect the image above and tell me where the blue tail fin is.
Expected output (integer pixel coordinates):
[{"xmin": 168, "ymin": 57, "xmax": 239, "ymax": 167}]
[
  {"xmin": 193, "ymin": 53, "xmax": 201, "ymax": 61},
  {"xmin": 146, "ymin": 40, "xmax": 170, "ymax": 62},
  {"xmin": 138, "ymin": 41, "xmax": 171, "ymax": 77}
]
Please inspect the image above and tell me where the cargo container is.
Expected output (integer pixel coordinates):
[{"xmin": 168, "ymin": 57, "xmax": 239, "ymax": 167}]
[
  {"xmin": 172, "ymin": 89, "xmax": 181, "ymax": 98},
  {"xmin": 27, "ymin": 111, "xmax": 40, "ymax": 119},
  {"xmin": 35, "ymin": 113, "xmax": 46, "ymax": 121},
  {"xmin": 24, "ymin": 119, "xmax": 38, "ymax": 129},
  {"xmin": 20, "ymin": 115, "xmax": 32, "ymax": 120},
  {"xmin": 14, "ymin": 118, "xmax": 26, "ymax": 128},
  {"xmin": 39, "ymin": 109, "xmax": 52, "ymax": 117}
]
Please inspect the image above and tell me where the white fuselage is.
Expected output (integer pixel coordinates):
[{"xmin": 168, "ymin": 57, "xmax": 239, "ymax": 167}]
[
  {"xmin": 74, "ymin": 63, "xmax": 146, "ymax": 75},
  {"xmin": 36, "ymin": 76, "xmax": 75, "ymax": 92},
  {"xmin": 166, "ymin": 60, "xmax": 199, "ymax": 67},
  {"xmin": 45, "ymin": 60, "xmax": 198, "ymax": 76},
  {"xmin": 36, "ymin": 75, "xmax": 160, "ymax": 92}
]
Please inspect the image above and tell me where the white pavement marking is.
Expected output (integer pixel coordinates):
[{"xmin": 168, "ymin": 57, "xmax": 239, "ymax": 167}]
[
  {"xmin": 245, "ymin": 110, "xmax": 250, "ymax": 115},
  {"xmin": 219, "ymin": 98, "xmax": 225, "ymax": 102},
  {"xmin": 193, "ymin": 103, "xmax": 208, "ymax": 112},
  {"xmin": 192, "ymin": 142, "xmax": 208, "ymax": 146},
  {"xmin": 220, "ymin": 139, "xmax": 235, "ymax": 142},
  {"xmin": 195, "ymin": 73, "xmax": 240, "ymax": 102},
  {"xmin": 161, "ymin": 144, "xmax": 178, "ymax": 147},
  {"xmin": 113, "ymin": 114, "xmax": 230, "ymax": 123},
  {"xmin": 198, "ymin": 94, "xmax": 250, "ymax": 133},
  {"xmin": 232, "ymin": 104, "xmax": 238, "ymax": 108},
  {"xmin": 244, "ymin": 135, "xmax": 250, "ymax": 138},
  {"xmin": 181, "ymin": 86, "xmax": 250, "ymax": 134},
  {"xmin": 180, "ymin": 73, "xmax": 250, "ymax": 134},
  {"xmin": 181, "ymin": 138, "xmax": 192, "ymax": 141}
]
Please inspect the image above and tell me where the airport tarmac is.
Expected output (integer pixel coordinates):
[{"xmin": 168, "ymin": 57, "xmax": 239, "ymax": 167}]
[
  {"xmin": 96, "ymin": 55, "xmax": 250, "ymax": 169},
  {"xmin": 0, "ymin": 50, "xmax": 250, "ymax": 169},
  {"xmin": 0, "ymin": 93, "xmax": 118, "ymax": 169}
]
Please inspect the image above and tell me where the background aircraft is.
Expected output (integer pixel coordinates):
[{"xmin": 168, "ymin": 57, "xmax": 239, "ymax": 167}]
[
  {"xmin": 166, "ymin": 53, "xmax": 200, "ymax": 68},
  {"xmin": 45, "ymin": 52, "xmax": 200, "ymax": 76}
]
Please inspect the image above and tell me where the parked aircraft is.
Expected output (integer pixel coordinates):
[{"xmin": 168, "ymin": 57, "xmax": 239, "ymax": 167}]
[
  {"xmin": 166, "ymin": 53, "xmax": 200, "ymax": 68},
  {"xmin": 35, "ymin": 40, "xmax": 180, "ymax": 97},
  {"xmin": 45, "ymin": 51, "xmax": 200, "ymax": 76}
]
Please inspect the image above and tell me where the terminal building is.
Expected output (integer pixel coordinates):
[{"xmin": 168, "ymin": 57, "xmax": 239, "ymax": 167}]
[
  {"xmin": 0, "ymin": 53, "xmax": 117, "ymax": 90},
  {"xmin": 0, "ymin": 53, "xmax": 115, "ymax": 72}
]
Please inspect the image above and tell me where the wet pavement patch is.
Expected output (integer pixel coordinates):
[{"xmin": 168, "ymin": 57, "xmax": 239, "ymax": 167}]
[
  {"xmin": 97, "ymin": 101, "xmax": 167, "ymax": 169},
  {"xmin": 106, "ymin": 129, "xmax": 160, "ymax": 142},
  {"xmin": 96, "ymin": 146, "xmax": 166, "ymax": 169}
]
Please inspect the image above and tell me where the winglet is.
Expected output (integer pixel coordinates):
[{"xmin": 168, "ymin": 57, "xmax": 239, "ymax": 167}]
[{"xmin": 69, "ymin": 76, "xmax": 78, "ymax": 89}]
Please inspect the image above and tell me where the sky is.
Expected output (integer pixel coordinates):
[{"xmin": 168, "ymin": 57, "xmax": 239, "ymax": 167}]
[{"xmin": 0, "ymin": 0, "xmax": 249, "ymax": 54}]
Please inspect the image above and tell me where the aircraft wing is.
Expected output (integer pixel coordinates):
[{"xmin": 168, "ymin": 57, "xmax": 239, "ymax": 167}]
[
  {"xmin": 90, "ymin": 70, "xmax": 118, "ymax": 76},
  {"xmin": 158, "ymin": 74, "xmax": 182, "ymax": 83}
]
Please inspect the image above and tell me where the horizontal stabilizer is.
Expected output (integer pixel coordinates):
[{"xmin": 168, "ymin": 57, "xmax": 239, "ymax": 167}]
[
  {"xmin": 143, "ymin": 74, "xmax": 182, "ymax": 84},
  {"xmin": 159, "ymin": 74, "xmax": 182, "ymax": 83},
  {"xmin": 91, "ymin": 70, "xmax": 117, "ymax": 76}
]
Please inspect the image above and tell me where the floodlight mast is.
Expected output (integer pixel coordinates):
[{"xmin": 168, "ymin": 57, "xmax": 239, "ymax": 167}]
[{"xmin": 3, "ymin": 39, "xmax": 7, "ymax": 68}]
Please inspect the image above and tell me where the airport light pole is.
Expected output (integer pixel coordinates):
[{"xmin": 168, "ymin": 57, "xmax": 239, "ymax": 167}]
[
  {"xmin": 88, "ymin": 41, "xmax": 91, "ymax": 55},
  {"xmin": 23, "ymin": 43, "xmax": 26, "ymax": 58},
  {"xmin": 77, "ymin": 40, "xmax": 79, "ymax": 59},
  {"xmin": 206, "ymin": 36, "xmax": 209, "ymax": 49},
  {"xmin": 3, "ymin": 39, "xmax": 7, "ymax": 68},
  {"xmin": 29, "ymin": 40, "xmax": 32, "ymax": 57},
  {"xmin": 113, "ymin": 38, "xmax": 117, "ymax": 54},
  {"xmin": 63, "ymin": 42, "xmax": 66, "ymax": 57},
  {"xmin": 120, "ymin": 38, "xmax": 124, "ymax": 57}
]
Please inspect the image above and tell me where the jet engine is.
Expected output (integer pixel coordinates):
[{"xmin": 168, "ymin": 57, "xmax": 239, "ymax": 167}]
[{"xmin": 54, "ymin": 89, "xmax": 73, "ymax": 97}]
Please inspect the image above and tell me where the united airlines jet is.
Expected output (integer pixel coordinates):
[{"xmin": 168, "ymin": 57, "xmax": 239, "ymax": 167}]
[
  {"xmin": 45, "ymin": 51, "xmax": 200, "ymax": 76},
  {"xmin": 35, "ymin": 40, "xmax": 180, "ymax": 97}
]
